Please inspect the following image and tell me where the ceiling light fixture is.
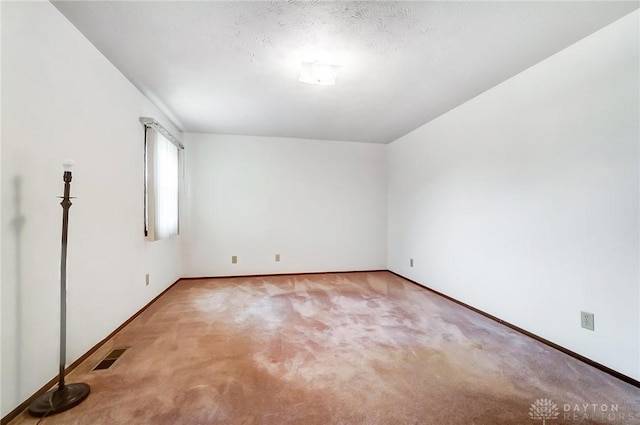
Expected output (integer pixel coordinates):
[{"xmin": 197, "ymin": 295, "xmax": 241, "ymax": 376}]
[{"xmin": 299, "ymin": 61, "xmax": 341, "ymax": 86}]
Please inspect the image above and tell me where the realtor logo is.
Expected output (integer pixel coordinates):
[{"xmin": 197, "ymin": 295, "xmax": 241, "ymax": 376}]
[{"xmin": 529, "ymin": 398, "xmax": 560, "ymax": 424}]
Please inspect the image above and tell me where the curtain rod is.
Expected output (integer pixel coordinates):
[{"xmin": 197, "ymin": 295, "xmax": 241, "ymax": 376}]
[{"xmin": 139, "ymin": 117, "xmax": 184, "ymax": 149}]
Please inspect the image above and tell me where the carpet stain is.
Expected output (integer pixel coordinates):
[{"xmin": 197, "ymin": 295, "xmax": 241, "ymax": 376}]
[{"xmin": 10, "ymin": 272, "xmax": 639, "ymax": 425}]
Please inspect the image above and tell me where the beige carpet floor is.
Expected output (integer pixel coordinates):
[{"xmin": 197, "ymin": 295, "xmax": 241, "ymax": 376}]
[{"xmin": 10, "ymin": 271, "xmax": 640, "ymax": 424}]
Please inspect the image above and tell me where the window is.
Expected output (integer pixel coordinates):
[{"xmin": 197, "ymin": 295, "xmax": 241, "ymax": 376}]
[{"xmin": 141, "ymin": 117, "xmax": 183, "ymax": 241}]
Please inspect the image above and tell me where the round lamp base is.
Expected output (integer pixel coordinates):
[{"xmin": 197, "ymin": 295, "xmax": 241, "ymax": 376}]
[{"xmin": 28, "ymin": 383, "xmax": 90, "ymax": 417}]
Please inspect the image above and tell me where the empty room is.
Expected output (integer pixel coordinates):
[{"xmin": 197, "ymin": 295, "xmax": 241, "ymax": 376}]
[{"xmin": 2, "ymin": 1, "xmax": 639, "ymax": 424}]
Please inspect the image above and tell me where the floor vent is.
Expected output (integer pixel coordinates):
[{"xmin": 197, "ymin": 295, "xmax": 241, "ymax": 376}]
[{"xmin": 93, "ymin": 348, "xmax": 128, "ymax": 371}]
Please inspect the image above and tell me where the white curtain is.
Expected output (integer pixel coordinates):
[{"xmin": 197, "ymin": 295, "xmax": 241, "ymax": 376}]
[{"xmin": 146, "ymin": 127, "xmax": 179, "ymax": 240}]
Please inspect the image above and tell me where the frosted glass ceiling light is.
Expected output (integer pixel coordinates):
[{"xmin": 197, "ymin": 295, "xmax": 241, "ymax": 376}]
[{"xmin": 299, "ymin": 61, "xmax": 341, "ymax": 85}]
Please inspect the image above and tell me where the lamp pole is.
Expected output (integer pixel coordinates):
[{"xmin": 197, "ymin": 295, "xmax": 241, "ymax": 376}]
[{"xmin": 28, "ymin": 160, "xmax": 90, "ymax": 417}]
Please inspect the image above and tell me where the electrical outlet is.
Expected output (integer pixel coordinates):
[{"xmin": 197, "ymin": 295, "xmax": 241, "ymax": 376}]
[
  {"xmin": 581, "ymin": 311, "xmax": 594, "ymax": 331},
  {"xmin": 232, "ymin": 255, "xmax": 238, "ymax": 264},
  {"xmin": 145, "ymin": 273, "xmax": 150, "ymax": 286},
  {"xmin": 275, "ymin": 254, "xmax": 280, "ymax": 262},
  {"xmin": 410, "ymin": 258, "xmax": 414, "ymax": 267}
]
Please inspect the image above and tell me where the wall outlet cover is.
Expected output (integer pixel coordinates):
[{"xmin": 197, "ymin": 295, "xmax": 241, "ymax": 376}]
[
  {"xmin": 581, "ymin": 311, "xmax": 594, "ymax": 331},
  {"xmin": 232, "ymin": 255, "xmax": 238, "ymax": 264}
]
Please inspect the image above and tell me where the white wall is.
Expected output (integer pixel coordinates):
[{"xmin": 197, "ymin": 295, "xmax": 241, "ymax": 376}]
[
  {"xmin": 0, "ymin": 1, "xmax": 4, "ymax": 412},
  {"xmin": 182, "ymin": 133, "xmax": 387, "ymax": 277},
  {"xmin": 1, "ymin": 2, "xmax": 183, "ymax": 416},
  {"xmin": 388, "ymin": 11, "xmax": 640, "ymax": 380}
]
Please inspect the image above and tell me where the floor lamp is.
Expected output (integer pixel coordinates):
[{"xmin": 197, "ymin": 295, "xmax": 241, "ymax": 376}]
[{"xmin": 28, "ymin": 160, "xmax": 90, "ymax": 417}]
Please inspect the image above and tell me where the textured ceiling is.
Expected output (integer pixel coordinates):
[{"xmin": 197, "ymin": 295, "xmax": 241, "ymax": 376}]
[{"xmin": 52, "ymin": 1, "xmax": 639, "ymax": 143}]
